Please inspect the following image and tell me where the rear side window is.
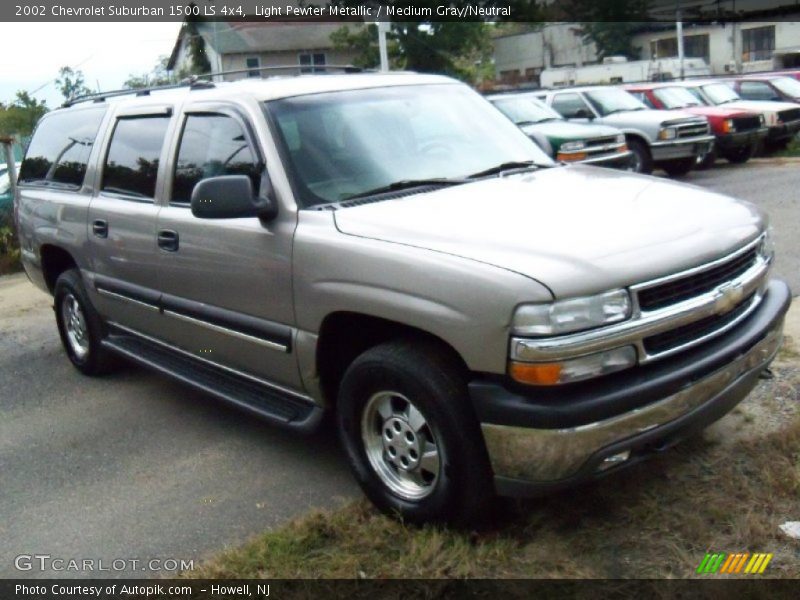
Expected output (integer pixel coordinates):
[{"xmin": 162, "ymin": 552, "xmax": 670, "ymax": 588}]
[
  {"xmin": 171, "ymin": 114, "xmax": 261, "ymax": 205},
  {"xmin": 19, "ymin": 107, "xmax": 106, "ymax": 189},
  {"xmin": 102, "ymin": 116, "xmax": 170, "ymax": 199},
  {"xmin": 551, "ymin": 93, "xmax": 591, "ymax": 119}
]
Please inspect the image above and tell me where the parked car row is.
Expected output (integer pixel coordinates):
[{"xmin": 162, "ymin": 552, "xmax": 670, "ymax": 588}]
[{"xmin": 488, "ymin": 72, "xmax": 800, "ymax": 176}]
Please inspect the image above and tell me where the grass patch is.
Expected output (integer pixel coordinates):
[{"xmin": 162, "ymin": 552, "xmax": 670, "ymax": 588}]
[
  {"xmin": 775, "ymin": 136, "xmax": 800, "ymax": 158},
  {"xmin": 188, "ymin": 416, "xmax": 800, "ymax": 580}
]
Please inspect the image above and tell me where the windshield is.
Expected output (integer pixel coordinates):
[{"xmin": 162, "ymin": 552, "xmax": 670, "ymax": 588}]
[
  {"xmin": 490, "ymin": 95, "xmax": 563, "ymax": 125},
  {"xmin": 772, "ymin": 76, "xmax": 800, "ymax": 97},
  {"xmin": 266, "ymin": 84, "xmax": 553, "ymax": 207},
  {"xmin": 584, "ymin": 88, "xmax": 647, "ymax": 116},
  {"xmin": 701, "ymin": 83, "xmax": 740, "ymax": 105},
  {"xmin": 653, "ymin": 87, "xmax": 703, "ymax": 109}
]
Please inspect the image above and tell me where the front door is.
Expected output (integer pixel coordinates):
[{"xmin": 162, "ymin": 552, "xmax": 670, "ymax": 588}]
[{"xmin": 155, "ymin": 105, "xmax": 300, "ymax": 390}]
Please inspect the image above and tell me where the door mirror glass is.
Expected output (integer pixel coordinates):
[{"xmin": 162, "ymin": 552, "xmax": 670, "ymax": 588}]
[{"xmin": 191, "ymin": 175, "xmax": 278, "ymax": 220}]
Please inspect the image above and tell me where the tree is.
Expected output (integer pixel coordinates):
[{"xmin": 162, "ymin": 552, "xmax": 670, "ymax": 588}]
[
  {"xmin": 55, "ymin": 66, "xmax": 91, "ymax": 101},
  {"xmin": 185, "ymin": 5, "xmax": 211, "ymax": 75},
  {"xmin": 0, "ymin": 91, "xmax": 48, "ymax": 137},
  {"xmin": 124, "ymin": 56, "xmax": 176, "ymax": 89},
  {"xmin": 561, "ymin": 0, "xmax": 651, "ymax": 60}
]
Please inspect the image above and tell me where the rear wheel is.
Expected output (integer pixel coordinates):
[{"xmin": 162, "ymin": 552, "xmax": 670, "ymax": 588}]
[
  {"xmin": 626, "ymin": 138, "xmax": 653, "ymax": 174},
  {"xmin": 54, "ymin": 269, "xmax": 116, "ymax": 375},
  {"xmin": 336, "ymin": 340, "xmax": 494, "ymax": 525},
  {"xmin": 661, "ymin": 157, "xmax": 696, "ymax": 177},
  {"xmin": 722, "ymin": 145, "xmax": 754, "ymax": 164}
]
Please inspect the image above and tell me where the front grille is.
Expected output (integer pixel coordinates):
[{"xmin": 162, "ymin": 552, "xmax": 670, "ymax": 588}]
[
  {"xmin": 675, "ymin": 120, "xmax": 710, "ymax": 138},
  {"xmin": 637, "ymin": 247, "xmax": 758, "ymax": 312},
  {"xmin": 779, "ymin": 108, "xmax": 800, "ymax": 123},
  {"xmin": 643, "ymin": 294, "xmax": 754, "ymax": 355},
  {"xmin": 586, "ymin": 136, "xmax": 619, "ymax": 149},
  {"xmin": 732, "ymin": 115, "xmax": 762, "ymax": 132}
]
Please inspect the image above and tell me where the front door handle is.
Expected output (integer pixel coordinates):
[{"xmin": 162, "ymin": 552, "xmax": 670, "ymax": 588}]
[
  {"xmin": 92, "ymin": 219, "xmax": 108, "ymax": 238},
  {"xmin": 157, "ymin": 230, "xmax": 179, "ymax": 252}
]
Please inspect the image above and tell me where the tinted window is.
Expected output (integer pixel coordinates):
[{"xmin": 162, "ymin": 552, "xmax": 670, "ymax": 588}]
[
  {"xmin": 102, "ymin": 116, "xmax": 170, "ymax": 199},
  {"xmin": 551, "ymin": 93, "xmax": 592, "ymax": 119},
  {"xmin": 739, "ymin": 81, "xmax": 779, "ymax": 101},
  {"xmin": 172, "ymin": 114, "xmax": 261, "ymax": 205},
  {"xmin": 19, "ymin": 107, "xmax": 105, "ymax": 189}
]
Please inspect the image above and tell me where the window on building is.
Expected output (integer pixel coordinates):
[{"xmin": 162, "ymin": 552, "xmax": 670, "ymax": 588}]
[
  {"xmin": 18, "ymin": 106, "xmax": 106, "ymax": 189},
  {"xmin": 172, "ymin": 113, "xmax": 261, "ymax": 205},
  {"xmin": 299, "ymin": 52, "xmax": 326, "ymax": 73},
  {"xmin": 246, "ymin": 57, "xmax": 260, "ymax": 78},
  {"xmin": 650, "ymin": 34, "xmax": 709, "ymax": 63},
  {"xmin": 102, "ymin": 116, "xmax": 170, "ymax": 199},
  {"xmin": 742, "ymin": 26, "xmax": 775, "ymax": 62}
]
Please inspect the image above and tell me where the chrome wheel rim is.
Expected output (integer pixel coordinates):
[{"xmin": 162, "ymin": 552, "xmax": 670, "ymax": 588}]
[
  {"xmin": 61, "ymin": 293, "xmax": 89, "ymax": 360},
  {"xmin": 629, "ymin": 150, "xmax": 643, "ymax": 172},
  {"xmin": 361, "ymin": 391, "xmax": 441, "ymax": 501}
]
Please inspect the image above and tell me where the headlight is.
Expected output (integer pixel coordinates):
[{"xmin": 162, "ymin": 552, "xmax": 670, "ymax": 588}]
[
  {"xmin": 758, "ymin": 229, "xmax": 774, "ymax": 262},
  {"xmin": 658, "ymin": 127, "xmax": 677, "ymax": 140},
  {"xmin": 559, "ymin": 140, "xmax": 587, "ymax": 152},
  {"xmin": 512, "ymin": 289, "xmax": 632, "ymax": 336},
  {"xmin": 509, "ymin": 346, "xmax": 637, "ymax": 385},
  {"xmin": 615, "ymin": 133, "xmax": 626, "ymax": 144}
]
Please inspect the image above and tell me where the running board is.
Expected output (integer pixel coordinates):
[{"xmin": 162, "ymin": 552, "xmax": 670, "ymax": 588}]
[{"xmin": 102, "ymin": 332, "xmax": 323, "ymax": 432}]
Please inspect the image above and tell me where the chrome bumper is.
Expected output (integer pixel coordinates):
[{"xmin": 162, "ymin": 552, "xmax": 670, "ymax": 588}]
[{"xmin": 483, "ymin": 322, "xmax": 783, "ymax": 487}]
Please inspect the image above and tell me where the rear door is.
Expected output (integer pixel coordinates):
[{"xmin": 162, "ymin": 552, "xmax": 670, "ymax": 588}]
[
  {"xmin": 87, "ymin": 105, "xmax": 176, "ymax": 338},
  {"xmin": 154, "ymin": 103, "xmax": 300, "ymax": 389}
]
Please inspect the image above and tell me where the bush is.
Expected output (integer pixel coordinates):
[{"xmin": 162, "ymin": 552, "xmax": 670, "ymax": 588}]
[{"xmin": 0, "ymin": 211, "xmax": 21, "ymax": 275}]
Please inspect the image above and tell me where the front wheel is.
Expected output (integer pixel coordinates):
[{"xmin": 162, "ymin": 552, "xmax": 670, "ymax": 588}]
[
  {"xmin": 661, "ymin": 157, "xmax": 696, "ymax": 177},
  {"xmin": 336, "ymin": 340, "xmax": 494, "ymax": 525},
  {"xmin": 722, "ymin": 145, "xmax": 754, "ymax": 164},
  {"xmin": 626, "ymin": 138, "xmax": 653, "ymax": 174}
]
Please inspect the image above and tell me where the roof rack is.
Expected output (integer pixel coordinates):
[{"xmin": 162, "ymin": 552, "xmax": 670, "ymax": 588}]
[{"xmin": 62, "ymin": 64, "xmax": 365, "ymax": 108}]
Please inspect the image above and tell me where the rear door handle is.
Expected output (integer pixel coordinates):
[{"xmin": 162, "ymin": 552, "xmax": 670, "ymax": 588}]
[
  {"xmin": 92, "ymin": 219, "xmax": 108, "ymax": 238},
  {"xmin": 157, "ymin": 230, "xmax": 179, "ymax": 252},
  {"xmin": 157, "ymin": 229, "xmax": 179, "ymax": 252}
]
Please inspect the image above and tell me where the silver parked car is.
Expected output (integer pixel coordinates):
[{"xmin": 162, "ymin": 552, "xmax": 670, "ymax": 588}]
[
  {"xmin": 536, "ymin": 86, "xmax": 714, "ymax": 175},
  {"xmin": 15, "ymin": 72, "xmax": 790, "ymax": 524}
]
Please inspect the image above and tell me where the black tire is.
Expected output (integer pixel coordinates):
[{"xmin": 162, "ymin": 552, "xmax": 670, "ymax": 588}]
[
  {"xmin": 626, "ymin": 138, "xmax": 653, "ymax": 174},
  {"xmin": 722, "ymin": 145, "xmax": 754, "ymax": 164},
  {"xmin": 54, "ymin": 268, "xmax": 117, "ymax": 376},
  {"xmin": 660, "ymin": 157, "xmax": 696, "ymax": 177},
  {"xmin": 697, "ymin": 149, "xmax": 717, "ymax": 170},
  {"xmin": 336, "ymin": 339, "xmax": 494, "ymax": 525}
]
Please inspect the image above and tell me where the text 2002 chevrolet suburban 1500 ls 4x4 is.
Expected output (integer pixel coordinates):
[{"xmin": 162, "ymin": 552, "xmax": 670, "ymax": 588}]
[{"xmin": 15, "ymin": 72, "xmax": 790, "ymax": 524}]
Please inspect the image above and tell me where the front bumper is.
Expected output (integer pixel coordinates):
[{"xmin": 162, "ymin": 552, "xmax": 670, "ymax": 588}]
[
  {"xmin": 767, "ymin": 119, "xmax": 800, "ymax": 142},
  {"xmin": 651, "ymin": 135, "xmax": 715, "ymax": 161},
  {"xmin": 472, "ymin": 278, "xmax": 790, "ymax": 496},
  {"xmin": 577, "ymin": 150, "xmax": 633, "ymax": 169},
  {"xmin": 715, "ymin": 127, "xmax": 768, "ymax": 150}
]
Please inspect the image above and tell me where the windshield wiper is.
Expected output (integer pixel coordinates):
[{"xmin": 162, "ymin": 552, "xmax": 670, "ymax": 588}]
[
  {"xmin": 467, "ymin": 160, "xmax": 539, "ymax": 179},
  {"xmin": 343, "ymin": 178, "xmax": 467, "ymax": 201}
]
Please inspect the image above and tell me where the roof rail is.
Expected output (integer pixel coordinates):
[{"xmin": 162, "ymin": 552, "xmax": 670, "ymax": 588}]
[
  {"xmin": 193, "ymin": 64, "xmax": 366, "ymax": 80},
  {"xmin": 61, "ymin": 64, "xmax": 365, "ymax": 108},
  {"xmin": 62, "ymin": 80, "xmax": 212, "ymax": 108}
]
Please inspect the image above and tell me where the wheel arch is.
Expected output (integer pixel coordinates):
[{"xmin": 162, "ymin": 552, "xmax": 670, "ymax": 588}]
[{"xmin": 40, "ymin": 244, "xmax": 79, "ymax": 294}]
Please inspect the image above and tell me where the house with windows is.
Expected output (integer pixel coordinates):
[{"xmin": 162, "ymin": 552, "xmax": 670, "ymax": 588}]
[{"xmin": 166, "ymin": 20, "xmax": 361, "ymax": 81}]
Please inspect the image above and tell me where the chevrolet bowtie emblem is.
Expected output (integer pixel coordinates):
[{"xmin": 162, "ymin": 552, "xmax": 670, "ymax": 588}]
[{"xmin": 714, "ymin": 282, "xmax": 745, "ymax": 315}]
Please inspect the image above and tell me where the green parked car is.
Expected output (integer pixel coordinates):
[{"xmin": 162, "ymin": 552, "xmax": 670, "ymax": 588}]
[
  {"xmin": 487, "ymin": 92, "xmax": 632, "ymax": 168},
  {"xmin": 0, "ymin": 162, "xmax": 19, "ymax": 213}
]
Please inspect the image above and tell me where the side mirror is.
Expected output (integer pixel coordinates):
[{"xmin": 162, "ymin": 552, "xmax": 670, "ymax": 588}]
[{"xmin": 190, "ymin": 175, "xmax": 278, "ymax": 221}]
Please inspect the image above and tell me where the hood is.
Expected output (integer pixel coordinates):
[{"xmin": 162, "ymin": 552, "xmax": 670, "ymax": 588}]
[
  {"xmin": 333, "ymin": 166, "xmax": 764, "ymax": 299},
  {"xmin": 598, "ymin": 108, "xmax": 703, "ymax": 128},
  {"xmin": 521, "ymin": 120, "xmax": 621, "ymax": 143},
  {"xmin": 724, "ymin": 100, "xmax": 794, "ymax": 115},
  {"xmin": 681, "ymin": 106, "xmax": 753, "ymax": 119}
]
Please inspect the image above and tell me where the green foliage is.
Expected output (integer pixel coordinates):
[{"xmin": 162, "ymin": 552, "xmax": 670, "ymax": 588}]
[
  {"xmin": 124, "ymin": 56, "xmax": 178, "ymax": 89},
  {"xmin": 185, "ymin": 4, "xmax": 212, "ymax": 75},
  {"xmin": 55, "ymin": 66, "xmax": 91, "ymax": 101},
  {"xmin": 0, "ymin": 92, "xmax": 48, "ymax": 137},
  {"xmin": 563, "ymin": 0, "xmax": 651, "ymax": 60}
]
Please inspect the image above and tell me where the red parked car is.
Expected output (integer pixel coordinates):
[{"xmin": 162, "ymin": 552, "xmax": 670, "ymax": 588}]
[
  {"xmin": 625, "ymin": 83, "xmax": 767, "ymax": 166},
  {"xmin": 725, "ymin": 75, "xmax": 800, "ymax": 104}
]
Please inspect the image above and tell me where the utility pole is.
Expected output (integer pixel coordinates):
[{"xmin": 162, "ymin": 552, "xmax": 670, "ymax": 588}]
[
  {"xmin": 676, "ymin": 1, "xmax": 685, "ymax": 79},
  {"xmin": 377, "ymin": 21, "xmax": 390, "ymax": 72}
]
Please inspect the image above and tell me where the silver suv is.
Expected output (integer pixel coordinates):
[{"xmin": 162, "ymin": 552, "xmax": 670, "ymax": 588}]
[
  {"xmin": 536, "ymin": 86, "xmax": 714, "ymax": 175},
  {"xmin": 15, "ymin": 73, "xmax": 790, "ymax": 524}
]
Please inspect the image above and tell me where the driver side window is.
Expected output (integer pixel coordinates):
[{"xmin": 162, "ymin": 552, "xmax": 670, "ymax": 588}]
[
  {"xmin": 171, "ymin": 113, "xmax": 261, "ymax": 205},
  {"xmin": 551, "ymin": 93, "xmax": 592, "ymax": 119}
]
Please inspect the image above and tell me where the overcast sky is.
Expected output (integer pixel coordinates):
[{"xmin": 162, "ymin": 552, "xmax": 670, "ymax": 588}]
[{"xmin": 0, "ymin": 22, "xmax": 182, "ymax": 107}]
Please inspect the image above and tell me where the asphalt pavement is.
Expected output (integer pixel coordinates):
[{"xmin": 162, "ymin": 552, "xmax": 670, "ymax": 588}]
[{"xmin": 1, "ymin": 158, "xmax": 798, "ymax": 579}]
